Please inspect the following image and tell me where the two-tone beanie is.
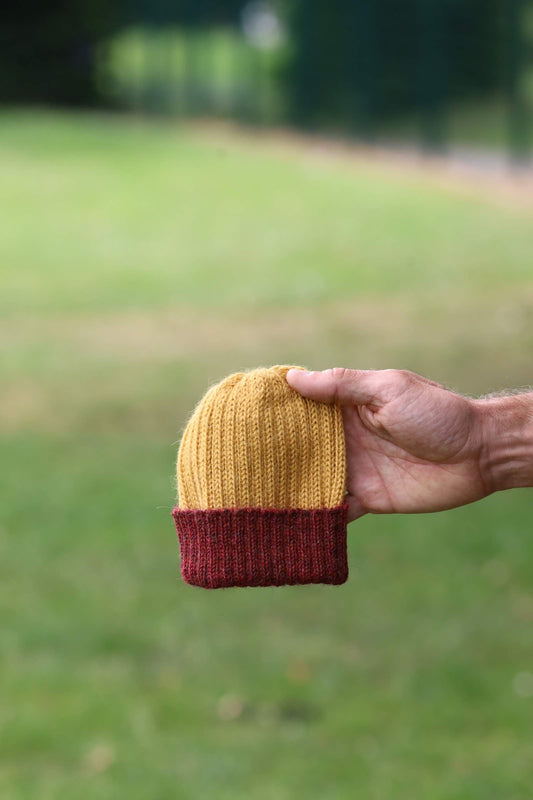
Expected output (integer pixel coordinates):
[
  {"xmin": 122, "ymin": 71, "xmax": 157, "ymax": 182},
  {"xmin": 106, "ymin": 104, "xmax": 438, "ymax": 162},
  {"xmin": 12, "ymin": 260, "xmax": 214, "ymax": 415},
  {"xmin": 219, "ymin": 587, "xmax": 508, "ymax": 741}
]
[{"xmin": 171, "ymin": 365, "xmax": 348, "ymax": 589}]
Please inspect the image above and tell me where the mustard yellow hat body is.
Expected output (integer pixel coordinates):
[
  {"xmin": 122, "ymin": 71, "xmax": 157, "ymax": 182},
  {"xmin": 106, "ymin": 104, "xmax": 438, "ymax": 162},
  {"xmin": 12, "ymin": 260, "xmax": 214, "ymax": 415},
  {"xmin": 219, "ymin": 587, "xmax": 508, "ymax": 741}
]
[{"xmin": 172, "ymin": 365, "xmax": 348, "ymax": 588}]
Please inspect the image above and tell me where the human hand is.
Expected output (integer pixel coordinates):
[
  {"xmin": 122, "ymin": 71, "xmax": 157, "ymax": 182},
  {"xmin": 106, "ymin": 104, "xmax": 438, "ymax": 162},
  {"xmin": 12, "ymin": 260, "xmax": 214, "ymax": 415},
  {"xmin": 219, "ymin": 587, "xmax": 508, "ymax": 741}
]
[{"xmin": 286, "ymin": 368, "xmax": 533, "ymax": 522}]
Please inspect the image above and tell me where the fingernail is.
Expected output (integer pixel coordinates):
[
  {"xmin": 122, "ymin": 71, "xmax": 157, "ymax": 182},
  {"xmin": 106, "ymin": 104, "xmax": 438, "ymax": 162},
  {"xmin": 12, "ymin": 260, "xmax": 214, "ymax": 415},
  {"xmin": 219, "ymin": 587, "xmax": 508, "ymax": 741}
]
[{"xmin": 287, "ymin": 368, "xmax": 306, "ymax": 381}]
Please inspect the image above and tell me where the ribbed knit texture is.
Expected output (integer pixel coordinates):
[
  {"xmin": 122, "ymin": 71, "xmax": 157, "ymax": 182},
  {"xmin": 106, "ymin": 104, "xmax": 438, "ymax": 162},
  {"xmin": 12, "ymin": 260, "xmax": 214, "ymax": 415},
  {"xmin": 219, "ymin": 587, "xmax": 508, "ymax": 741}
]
[
  {"xmin": 173, "ymin": 506, "xmax": 348, "ymax": 588},
  {"xmin": 172, "ymin": 365, "xmax": 348, "ymax": 588}
]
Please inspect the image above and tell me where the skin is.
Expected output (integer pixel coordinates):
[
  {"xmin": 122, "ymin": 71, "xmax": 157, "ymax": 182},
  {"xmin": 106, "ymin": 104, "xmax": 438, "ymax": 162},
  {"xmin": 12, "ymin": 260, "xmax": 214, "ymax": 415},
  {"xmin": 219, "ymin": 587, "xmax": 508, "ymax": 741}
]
[{"xmin": 286, "ymin": 367, "xmax": 533, "ymax": 523}]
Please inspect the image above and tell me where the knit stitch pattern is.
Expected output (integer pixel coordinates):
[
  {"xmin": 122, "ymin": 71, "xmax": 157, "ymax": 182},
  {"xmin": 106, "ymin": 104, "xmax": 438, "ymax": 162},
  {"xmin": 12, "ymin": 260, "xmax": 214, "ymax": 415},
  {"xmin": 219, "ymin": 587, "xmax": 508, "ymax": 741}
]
[{"xmin": 172, "ymin": 365, "xmax": 348, "ymax": 588}]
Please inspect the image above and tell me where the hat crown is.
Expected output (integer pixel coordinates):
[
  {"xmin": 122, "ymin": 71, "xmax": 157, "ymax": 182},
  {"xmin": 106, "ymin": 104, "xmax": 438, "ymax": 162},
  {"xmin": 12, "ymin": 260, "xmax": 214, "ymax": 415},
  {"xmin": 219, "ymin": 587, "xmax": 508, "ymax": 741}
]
[{"xmin": 177, "ymin": 365, "xmax": 346, "ymax": 510}]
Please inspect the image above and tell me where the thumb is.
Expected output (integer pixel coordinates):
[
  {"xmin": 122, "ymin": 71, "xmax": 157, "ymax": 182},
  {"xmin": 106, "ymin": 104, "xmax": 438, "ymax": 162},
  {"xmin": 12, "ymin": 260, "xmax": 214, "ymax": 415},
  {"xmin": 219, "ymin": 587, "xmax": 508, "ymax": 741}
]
[{"xmin": 286, "ymin": 367, "xmax": 384, "ymax": 406}]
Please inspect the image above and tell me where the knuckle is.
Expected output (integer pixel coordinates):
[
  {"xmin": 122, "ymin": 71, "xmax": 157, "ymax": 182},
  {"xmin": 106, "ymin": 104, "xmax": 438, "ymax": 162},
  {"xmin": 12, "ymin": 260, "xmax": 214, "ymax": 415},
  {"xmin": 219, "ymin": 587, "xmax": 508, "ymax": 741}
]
[
  {"xmin": 392, "ymin": 368, "xmax": 417, "ymax": 385},
  {"xmin": 377, "ymin": 368, "xmax": 417, "ymax": 401},
  {"xmin": 398, "ymin": 368, "xmax": 415, "ymax": 380},
  {"xmin": 327, "ymin": 367, "xmax": 356, "ymax": 404},
  {"xmin": 330, "ymin": 367, "xmax": 350, "ymax": 382}
]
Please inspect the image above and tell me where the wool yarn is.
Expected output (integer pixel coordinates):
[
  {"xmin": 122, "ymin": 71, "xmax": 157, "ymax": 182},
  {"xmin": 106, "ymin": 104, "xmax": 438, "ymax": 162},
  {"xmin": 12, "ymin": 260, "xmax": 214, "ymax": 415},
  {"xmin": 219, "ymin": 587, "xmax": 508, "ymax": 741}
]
[{"xmin": 172, "ymin": 365, "xmax": 348, "ymax": 588}]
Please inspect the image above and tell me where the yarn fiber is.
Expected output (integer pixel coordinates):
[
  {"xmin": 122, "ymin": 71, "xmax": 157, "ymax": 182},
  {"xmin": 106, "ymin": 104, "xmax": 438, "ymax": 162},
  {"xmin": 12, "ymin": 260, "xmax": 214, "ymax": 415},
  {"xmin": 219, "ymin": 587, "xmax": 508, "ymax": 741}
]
[
  {"xmin": 177, "ymin": 365, "xmax": 346, "ymax": 511},
  {"xmin": 172, "ymin": 364, "xmax": 349, "ymax": 588}
]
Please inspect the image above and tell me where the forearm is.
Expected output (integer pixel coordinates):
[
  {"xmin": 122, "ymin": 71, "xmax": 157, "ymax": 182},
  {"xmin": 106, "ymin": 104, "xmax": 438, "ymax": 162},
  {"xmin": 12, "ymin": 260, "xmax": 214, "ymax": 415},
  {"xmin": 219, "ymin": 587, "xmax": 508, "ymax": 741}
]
[{"xmin": 473, "ymin": 392, "xmax": 533, "ymax": 493}]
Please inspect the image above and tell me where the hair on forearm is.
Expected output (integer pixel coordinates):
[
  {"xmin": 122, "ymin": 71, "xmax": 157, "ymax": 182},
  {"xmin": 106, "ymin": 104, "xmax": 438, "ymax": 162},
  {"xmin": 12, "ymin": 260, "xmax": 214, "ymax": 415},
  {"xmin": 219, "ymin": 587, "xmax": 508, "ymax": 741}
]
[{"xmin": 477, "ymin": 386, "xmax": 533, "ymax": 400}]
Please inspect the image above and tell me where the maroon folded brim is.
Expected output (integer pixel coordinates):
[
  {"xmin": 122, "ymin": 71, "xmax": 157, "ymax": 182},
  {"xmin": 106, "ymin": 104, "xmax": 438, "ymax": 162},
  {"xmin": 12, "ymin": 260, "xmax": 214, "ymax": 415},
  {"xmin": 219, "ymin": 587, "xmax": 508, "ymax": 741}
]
[{"xmin": 171, "ymin": 503, "xmax": 349, "ymax": 589}]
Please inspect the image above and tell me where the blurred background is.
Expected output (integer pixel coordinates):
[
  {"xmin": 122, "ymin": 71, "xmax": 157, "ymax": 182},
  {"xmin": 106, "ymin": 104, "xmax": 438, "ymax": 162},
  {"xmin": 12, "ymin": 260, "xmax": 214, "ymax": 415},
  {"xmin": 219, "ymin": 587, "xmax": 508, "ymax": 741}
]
[{"xmin": 1, "ymin": 1, "xmax": 533, "ymax": 798}]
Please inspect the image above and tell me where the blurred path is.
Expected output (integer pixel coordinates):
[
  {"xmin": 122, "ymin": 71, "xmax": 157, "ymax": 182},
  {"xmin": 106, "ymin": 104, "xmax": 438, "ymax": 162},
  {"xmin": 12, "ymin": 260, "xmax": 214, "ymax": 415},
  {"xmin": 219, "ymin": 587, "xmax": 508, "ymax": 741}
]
[{"xmin": 189, "ymin": 121, "xmax": 533, "ymax": 211}]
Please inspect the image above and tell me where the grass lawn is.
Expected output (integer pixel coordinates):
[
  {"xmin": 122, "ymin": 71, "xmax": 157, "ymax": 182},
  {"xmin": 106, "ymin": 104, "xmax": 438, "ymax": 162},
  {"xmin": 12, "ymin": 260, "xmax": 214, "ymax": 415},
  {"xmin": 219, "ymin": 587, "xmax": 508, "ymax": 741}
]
[{"xmin": 1, "ymin": 110, "xmax": 532, "ymax": 799}]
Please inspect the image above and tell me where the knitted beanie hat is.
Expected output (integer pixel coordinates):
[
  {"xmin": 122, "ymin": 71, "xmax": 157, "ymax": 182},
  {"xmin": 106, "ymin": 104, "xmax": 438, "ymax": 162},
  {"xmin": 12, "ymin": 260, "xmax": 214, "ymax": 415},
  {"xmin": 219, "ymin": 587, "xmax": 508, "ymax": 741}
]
[{"xmin": 172, "ymin": 365, "xmax": 348, "ymax": 589}]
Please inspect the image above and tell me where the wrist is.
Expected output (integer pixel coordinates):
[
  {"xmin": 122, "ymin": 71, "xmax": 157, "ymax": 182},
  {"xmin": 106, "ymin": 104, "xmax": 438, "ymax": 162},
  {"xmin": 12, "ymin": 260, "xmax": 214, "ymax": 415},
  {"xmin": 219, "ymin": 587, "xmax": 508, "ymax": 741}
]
[{"xmin": 473, "ymin": 392, "xmax": 533, "ymax": 493}]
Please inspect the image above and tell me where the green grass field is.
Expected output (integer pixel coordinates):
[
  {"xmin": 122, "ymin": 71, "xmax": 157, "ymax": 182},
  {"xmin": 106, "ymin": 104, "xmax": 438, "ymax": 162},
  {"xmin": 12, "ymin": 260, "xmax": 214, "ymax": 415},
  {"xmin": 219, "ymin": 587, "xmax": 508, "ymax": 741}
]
[{"xmin": 1, "ymin": 111, "xmax": 532, "ymax": 799}]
